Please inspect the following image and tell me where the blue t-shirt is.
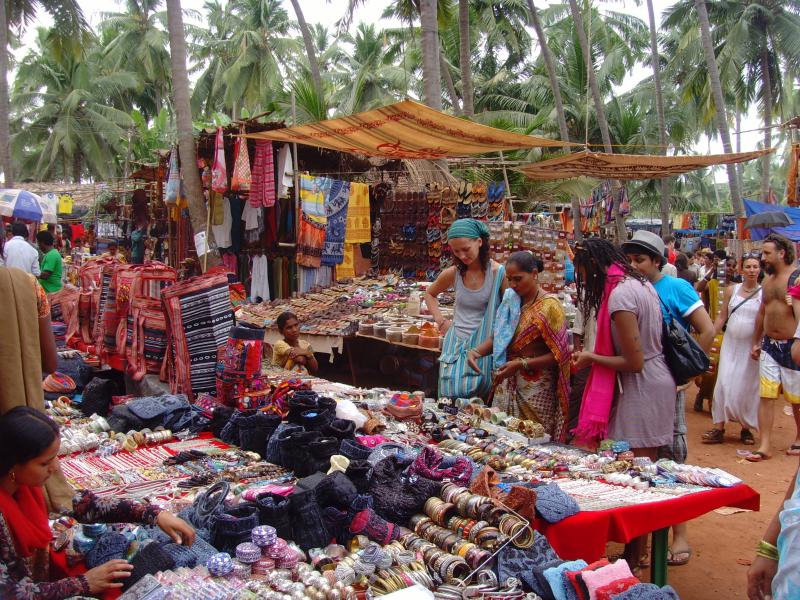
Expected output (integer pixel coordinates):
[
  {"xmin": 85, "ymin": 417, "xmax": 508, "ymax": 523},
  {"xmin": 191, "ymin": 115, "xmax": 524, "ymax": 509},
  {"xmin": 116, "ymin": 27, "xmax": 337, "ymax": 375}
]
[{"xmin": 652, "ymin": 274, "xmax": 703, "ymax": 330}]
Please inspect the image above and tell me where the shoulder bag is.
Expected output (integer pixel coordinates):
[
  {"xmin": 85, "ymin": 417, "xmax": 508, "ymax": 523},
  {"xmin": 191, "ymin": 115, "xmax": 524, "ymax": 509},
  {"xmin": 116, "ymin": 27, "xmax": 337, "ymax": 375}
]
[{"xmin": 658, "ymin": 296, "xmax": 710, "ymax": 386}]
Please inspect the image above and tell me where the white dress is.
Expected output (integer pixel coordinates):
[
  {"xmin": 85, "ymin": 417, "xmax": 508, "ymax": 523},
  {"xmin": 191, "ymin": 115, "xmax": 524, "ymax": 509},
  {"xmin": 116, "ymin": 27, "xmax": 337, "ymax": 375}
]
[{"xmin": 712, "ymin": 283, "xmax": 762, "ymax": 429}]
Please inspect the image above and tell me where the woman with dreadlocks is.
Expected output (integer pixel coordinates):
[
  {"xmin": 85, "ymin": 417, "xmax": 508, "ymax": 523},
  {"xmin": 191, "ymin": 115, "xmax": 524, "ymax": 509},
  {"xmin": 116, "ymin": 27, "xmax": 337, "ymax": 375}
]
[{"xmin": 571, "ymin": 239, "xmax": 675, "ymax": 456}]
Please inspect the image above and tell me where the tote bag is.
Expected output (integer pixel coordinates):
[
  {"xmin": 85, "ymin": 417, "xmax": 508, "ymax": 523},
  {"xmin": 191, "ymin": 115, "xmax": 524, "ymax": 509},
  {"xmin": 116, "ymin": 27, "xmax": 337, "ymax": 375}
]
[{"xmin": 438, "ymin": 265, "xmax": 505, "ymax": 399}]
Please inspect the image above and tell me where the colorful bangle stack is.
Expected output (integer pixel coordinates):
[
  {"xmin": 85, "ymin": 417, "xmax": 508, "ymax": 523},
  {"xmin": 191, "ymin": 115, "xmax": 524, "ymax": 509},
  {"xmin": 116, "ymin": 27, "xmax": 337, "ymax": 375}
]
[
  {"xmin": 235, "ymin": 542, "xmax": 262, "ymax": 564},
  {"xmin": 207, "ymin": 552, "xmax": 235, "ymax": 577}
]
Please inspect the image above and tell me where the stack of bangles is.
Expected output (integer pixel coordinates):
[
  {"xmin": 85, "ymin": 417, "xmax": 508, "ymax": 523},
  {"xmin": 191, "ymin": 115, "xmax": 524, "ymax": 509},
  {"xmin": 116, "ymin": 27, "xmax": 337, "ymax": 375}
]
[
  {"xmin": 498, "ymin": 514, "xmax": 535, "ymax": 548},
  {"xmin": 438, "ymin": 438, "xmax": 547, "ymax": 473},
  {"xmin": 398, "ymin": 531, "xmax": 471, "ymax": 582},
  {"xmin": 369, "ymin": 561, "xmax": 434, "ymax": 596},
  {"xmin": 409, "ymin": 515, "xmax": 494, "ymax": 566},
  {"xmin": 756, "ymin": 540, "xmax": 779, "ymax": 561}
]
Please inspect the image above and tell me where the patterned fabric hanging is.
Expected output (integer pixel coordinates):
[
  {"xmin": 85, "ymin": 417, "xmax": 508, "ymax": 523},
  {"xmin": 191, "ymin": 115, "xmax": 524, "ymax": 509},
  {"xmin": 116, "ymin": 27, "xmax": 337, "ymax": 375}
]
[
  {"xmin": 231, "ymin": 130, "xmax": 252, "ymax": 192},
  {"xmin": 166, "ymin": 147, "xmax": 181, "ymax": 203},
  {"xmin": 249, "ymin": 140, "xmax": 276, "ymax": 208},
  {"xmin": 211, "ymin": 127, "xmax": 228, "ymax": 193}
]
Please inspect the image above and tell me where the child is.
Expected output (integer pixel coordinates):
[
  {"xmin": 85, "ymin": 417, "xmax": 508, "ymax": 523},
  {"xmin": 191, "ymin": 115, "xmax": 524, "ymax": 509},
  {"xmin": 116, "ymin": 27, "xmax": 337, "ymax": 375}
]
[{"xmin": 272, "ymin": 311, "xmax": 318, "ymax": 374}]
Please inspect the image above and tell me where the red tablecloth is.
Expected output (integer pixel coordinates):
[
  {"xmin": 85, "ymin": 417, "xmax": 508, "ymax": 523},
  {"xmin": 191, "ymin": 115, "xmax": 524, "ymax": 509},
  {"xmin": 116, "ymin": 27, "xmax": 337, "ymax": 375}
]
[{"xmin": 536, "ymin": 483, "xmax": 760, "ymax": 562}]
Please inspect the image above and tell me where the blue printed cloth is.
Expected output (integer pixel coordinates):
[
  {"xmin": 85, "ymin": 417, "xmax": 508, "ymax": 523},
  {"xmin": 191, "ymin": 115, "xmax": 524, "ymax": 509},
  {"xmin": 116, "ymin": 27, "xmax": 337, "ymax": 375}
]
[{"xmin": 493, "ymin": 289, "xmax": 522, "ymax": 367}]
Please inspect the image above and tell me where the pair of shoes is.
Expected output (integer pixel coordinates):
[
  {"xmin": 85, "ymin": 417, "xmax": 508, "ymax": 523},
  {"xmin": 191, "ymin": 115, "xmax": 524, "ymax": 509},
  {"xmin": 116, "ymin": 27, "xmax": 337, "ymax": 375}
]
[
  {"xmin": 740, "ymin": 429, "xmax": 755, "ymax": 445},
  {"xmin": 701, "ymin": 429, "xmax": 724, "ymax": 444}
]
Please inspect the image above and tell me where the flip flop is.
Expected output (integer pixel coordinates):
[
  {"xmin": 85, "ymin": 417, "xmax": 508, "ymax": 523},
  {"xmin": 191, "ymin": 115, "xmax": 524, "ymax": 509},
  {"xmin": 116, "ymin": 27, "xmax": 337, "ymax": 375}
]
[
  {"xmin": 745, "ymin": 451, "xmax": 771, "ymax": 462},
  {"xmin": 786, "ymin": 444, "xmax": 800, "ymax": 456},
  {"xmin": 667, "ymin": 548, "xmax": 692, "ymax": 566}
]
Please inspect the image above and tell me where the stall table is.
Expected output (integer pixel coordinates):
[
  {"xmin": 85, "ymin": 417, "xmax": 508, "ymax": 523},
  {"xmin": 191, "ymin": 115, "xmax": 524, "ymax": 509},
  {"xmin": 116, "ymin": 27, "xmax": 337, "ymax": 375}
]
[
  {"xmin": 345, "ymin": 334, "xmax": 440, "ymax": 391},
  {"xmin": 536, "ymin": 482, "xmax": 759, "ymax": 586}
]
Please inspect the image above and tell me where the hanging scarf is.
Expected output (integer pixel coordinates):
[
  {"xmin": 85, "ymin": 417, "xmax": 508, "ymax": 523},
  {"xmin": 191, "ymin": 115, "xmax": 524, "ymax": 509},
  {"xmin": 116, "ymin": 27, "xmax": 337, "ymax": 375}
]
[
  {"xmin": 165, "ymin": 147, "xmax": 181, "ymax": 204},
  {"xmin": 0, "ymin": 485, "xmax": 51, "ymax": 557},
  {"xmin": 250, "ymin": 140, "xmax": 276, "ymax": 208},
  {"xmin": 211, "ymin": 127, "xmax": 227, "ymax": 194},
  {"xmin": 321, "ymin": 179, "xmax": 350, "ymax": 266},
  {"xmin": 573, "ymin": 264, "xmax": 626, "ymax": 446},
  {"xmin": 231, "ymin": 129, "xmax": 252, "ymax": 192}
]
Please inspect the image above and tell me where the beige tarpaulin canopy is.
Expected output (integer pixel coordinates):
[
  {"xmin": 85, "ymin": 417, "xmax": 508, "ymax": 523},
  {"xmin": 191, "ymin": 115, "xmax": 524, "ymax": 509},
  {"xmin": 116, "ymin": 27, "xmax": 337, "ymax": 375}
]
[
  {"xmin": 517, "ymin": 148, "xmax": 774, "ymax": 180},
  {"xmin": 243, "ymin": 99, "xmax": 569, "ymax": 159}
]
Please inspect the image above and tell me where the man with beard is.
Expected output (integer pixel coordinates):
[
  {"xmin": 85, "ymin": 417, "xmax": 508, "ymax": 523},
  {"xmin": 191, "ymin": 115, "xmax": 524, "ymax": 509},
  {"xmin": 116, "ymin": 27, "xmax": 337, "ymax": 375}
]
[{"xmin": 750, "ymin": 233, "xmax": 800, "ymax": 461}]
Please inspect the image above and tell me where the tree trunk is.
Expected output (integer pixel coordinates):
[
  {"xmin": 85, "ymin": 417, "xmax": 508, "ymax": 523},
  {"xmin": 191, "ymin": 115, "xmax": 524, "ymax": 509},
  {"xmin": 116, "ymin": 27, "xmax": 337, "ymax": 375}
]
[
  {"xmin": 694, "ymin": 0, "xmax": 743, "ymax": 216},
  {"xmin": 735, "ymin": 103, "xmax": 743, "ymax": 192},
  {"xmin": 458, "ymin": 0, "xmax": 473, "ymax": 116},
  {"xmin": 761, "ymin": 47, "xmax": 772, "ymax": 202},
  {"xmin": 0, "ymin": 0, "xmax": 12, "ymax": 187},
  {"xmin": 439, "ymin": 51, "xmax": 462, "ymax": 115},
  {"xmin": 527, "ymin": 0, "xmax": 582, "ymax": 240},
  {"xmin": 289, "ymin": 0, "xmax": 324, "ymax": 100},
  {"xmin": 646, "ymin": 0, "xmax": 670, "ymax": 237},
  {"xmin": 420, "ymin": 0, "xmax": 442, "ymax": 111},
  {"xmin": 72, "ymin": 153, "xmax": 81, "ymax": 184},
  {"xmin": 567, "ymin": 0, "xmax": 624, "ymax": 240},
  {"xmin": 165, "ymin": 0, "xmax": 219, "ymax": 269}
]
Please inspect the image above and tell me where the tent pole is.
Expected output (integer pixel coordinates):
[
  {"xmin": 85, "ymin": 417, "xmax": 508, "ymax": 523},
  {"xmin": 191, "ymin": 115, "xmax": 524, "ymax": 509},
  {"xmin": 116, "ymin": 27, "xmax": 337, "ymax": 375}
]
[
  {"xmin": 498, "ymin": 151, "xmax": 512, "ymax": 218},
  {"xmin": 292, "ymin": 91, "xmax": 300, "ymax": 296}
]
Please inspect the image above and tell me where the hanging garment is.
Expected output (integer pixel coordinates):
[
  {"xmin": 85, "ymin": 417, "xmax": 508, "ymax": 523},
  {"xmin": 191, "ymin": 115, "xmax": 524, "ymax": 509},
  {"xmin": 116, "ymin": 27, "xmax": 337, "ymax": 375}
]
[
  {"xmin": 250, "ymin": 255, "xmax": 271, "ymax": 302},
  {"xmin": 166, "ymin": 147, "xmax": 181, "ymax": 203},
  {"xmin": 210, "ymin": 190, "xmax": 224, "ymax": 226},
  {"xmin": 242, "ymin": 202, "xmax": 261, "ymax": 231},
  {"xmin": 276, "ymin": 144, "xmax": 294, "ymax": 198},
  {"xmin": 250, "ymin": 140, "xmax": 276, "ymax": 208},
  {"xmin": 211, "ymin": 194, "xmax": 233, "ymax": 249},
  {"xmin": 231, "ymin": 133, "xmax": 252, "ymax": 192},
  {"xmin": 321, "ymin": 179, "xmax": 350, "ymax": 266},
  {"xmin": 338, "ymin": 244, "xmax": 356, "ymax": 280},
  {"xmin": 788, "ymin": 143, "xmax": 800, "ymax": 206},
  {"xmin": 300, "ymin": 175, "xmax": 330, "ymax": 225},
  {"xmin": 162, "ymin": 273, "xmax": 235, "ymax": 399},
  {"xmin": 297, "ymin": 214, "xmax": 326, "ymax": 269},
  {"xmin": 228, "ymin": 194, "xmax": 245, "ymax": 253},
  {"xmin": 211, "ymin": 127, "xmax": 228, "ymax": 193},
  {"xmin": 345, "ymin": 182, "xmax": 371, "ymax": 243}
]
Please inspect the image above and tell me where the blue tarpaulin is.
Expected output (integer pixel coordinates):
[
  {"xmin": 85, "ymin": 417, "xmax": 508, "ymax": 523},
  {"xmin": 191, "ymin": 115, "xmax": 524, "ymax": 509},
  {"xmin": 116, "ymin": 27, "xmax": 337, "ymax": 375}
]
[{"xmin": 744, "ymin": 199, "xmax": 800, "ymax": 242}]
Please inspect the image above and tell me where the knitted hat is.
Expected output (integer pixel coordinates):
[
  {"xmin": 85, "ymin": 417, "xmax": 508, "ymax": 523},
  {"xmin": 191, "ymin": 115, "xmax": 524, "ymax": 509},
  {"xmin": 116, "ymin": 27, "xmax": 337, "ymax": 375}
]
[
  {"xmin": 369, "ymin": 455, "xmax": 441, "ymax": 524},
  {"xmin": 266, "ymin": 423, "xmax": 302, "ymax": 466},
  {"xmin": 237, "ymin": 412, "xmax": 282, "ymax": 458},
  {"xmin": 348, "ymin": 509, "xmax": 400, "ymax": 546},
  {"xmin": 212, "ymin": 503, "xmax": 260, "ymax": 552},
  {"xmin": 543, "ymin": 560, "xmax": 587, "ymax": 600},
  {"xmin": 124, "ymin": 541, "xmax": 176, "ymax": 590},
  {"xmin": 531, "ymin": 559, "xmax": 565, "ymax": 600},
  {"xmin": 345, "ymin": 460, "xmax": 373, "ymax": 493},
  {"xmin": 81, "ymin": 377, "xmax": 117, "ymax": 417},
  {"xmin": 314, "ymin": 471, "xmax": 357, "ymax": 511},
  {"xmin": 367, "ymin": 443, "xmax": 409, "ymax": 466},
  {"xmin": 340, "ymin": 438, "xmax": 373, "ymax": 461},
  {"xmin": 323, "ymin": 418, "xmax": 355, "ymax": 441},
  {"xmin": 84, "ymin": 532, "xmax": 129, "ymax": 568},
  {"xmin": 612, "ymin": 584, "xmax": 681, "ymax": 600},
  {"xmin": 289, "ymin": 488, "xmax": 329, "ymax": 551},
  {"xmin": 535, "ymin": 483, "xmax": 580, "ymax": 523},
  {"xmin": 255, "ymin": 493, "xmax": 293, "ymax": 541},
  {"xmin": 328, "ymin": 455, "xmax": 350, "ymax": 474},
  {"xmin": 497, "ymin": 540, "xmax": 561, "ymax": 594},
  {"xmin": 210, "ymin": 406, "xmax": 236, "ymax": 439},
  {"xmin": 300, "ymin": 409, "xmax": 333, "ymax": 432},
  {"xmin": 42, "ymin": 372, "xmax": 76, "ymax": 394}
]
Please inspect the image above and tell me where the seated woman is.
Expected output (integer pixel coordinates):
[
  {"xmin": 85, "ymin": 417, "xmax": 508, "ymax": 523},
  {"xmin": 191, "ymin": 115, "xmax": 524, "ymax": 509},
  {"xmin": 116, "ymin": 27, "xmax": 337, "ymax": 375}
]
[
  {"xmin": 272, "ymin": 311, "xmax": 319, "ymax": 374},
  {"xmin": 0, "ymin": 406, "xmax": 195, "ymax": 598},
  {"xmin": 467, "ymin": 252, "xmax": 571, "ymax": 441}
]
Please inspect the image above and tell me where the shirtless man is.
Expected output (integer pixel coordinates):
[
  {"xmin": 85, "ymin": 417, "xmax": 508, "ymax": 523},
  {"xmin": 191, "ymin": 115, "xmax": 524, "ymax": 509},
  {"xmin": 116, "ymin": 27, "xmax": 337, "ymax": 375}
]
[{"xmin": 750, "ymin": 234, "xmax": 800, "ymax": 461}]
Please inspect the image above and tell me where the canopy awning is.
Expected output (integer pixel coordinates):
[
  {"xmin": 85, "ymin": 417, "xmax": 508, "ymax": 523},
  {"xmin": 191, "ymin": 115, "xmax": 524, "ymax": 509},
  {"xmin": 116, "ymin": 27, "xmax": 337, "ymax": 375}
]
[
  {"xmin": 516, "ymin": 148, "xmax": 774, "ymax": 180},
  {"xmin": 242, "ymin": 99, "xmax": 569, "ymax": 159}
]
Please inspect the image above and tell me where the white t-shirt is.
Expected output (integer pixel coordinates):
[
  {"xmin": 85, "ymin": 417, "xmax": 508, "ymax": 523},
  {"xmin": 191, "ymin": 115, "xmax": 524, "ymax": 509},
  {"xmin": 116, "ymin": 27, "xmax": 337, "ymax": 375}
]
[{"xmin": 1, "ymin": 236, "xmax": 41, "ymax": 275}]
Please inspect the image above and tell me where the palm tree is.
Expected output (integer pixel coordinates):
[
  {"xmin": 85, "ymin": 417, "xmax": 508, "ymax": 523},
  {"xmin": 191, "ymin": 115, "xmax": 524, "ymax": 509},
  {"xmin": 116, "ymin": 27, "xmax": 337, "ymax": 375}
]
[
  {"xmin": 646, "ymin": 0, "xmax": 670, "ymax": 236},
  {"xmin": 692, "ymin": 0, "xmax": 744, "ymax": 216},
  {"xmin": 288, "ymin": 0, "xmax": 323, "ymax": 99},
  {"xmin": 420, "ymin": 0, "xmax": 442, "ymax": 109},
  {"xmin": 98, "ymin": 0, "xmax": 172, "ymax": 118},
  {"xmin": 0, "ymin": 0, "xmax": 88, "ymax": 186},
  {"xmin": 525, "ymin": 0, "xmax": 581, "ymax": 239},
  {"xmin": 458, "ymin": 0, "xmax": 473, "ymax": 115},
  {"xmin": 188, "ymin": 0, "xmax": 237, "ymax": 117},
  {"xmin": 165, "ymin": 0, "xmax": 219, "ymax": 268},
  {"xmin": 11, "ymin": 28, "xmax": 137, "ymax": 182}
]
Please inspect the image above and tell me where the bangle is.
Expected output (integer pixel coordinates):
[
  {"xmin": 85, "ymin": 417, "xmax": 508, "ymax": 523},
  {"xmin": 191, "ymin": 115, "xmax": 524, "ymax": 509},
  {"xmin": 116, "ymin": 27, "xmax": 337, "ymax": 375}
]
[
  {"xmin": 520, "ymin": 358, "xmax": 529, "ymax": 370},
  {"xmin": 756, "ymin": 540, "xmax": 779, "ymax": 561}
]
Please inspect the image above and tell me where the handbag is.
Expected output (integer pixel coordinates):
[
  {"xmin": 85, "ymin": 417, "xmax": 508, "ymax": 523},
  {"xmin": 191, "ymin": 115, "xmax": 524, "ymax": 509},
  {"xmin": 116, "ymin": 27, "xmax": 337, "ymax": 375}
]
[
  {"xmin": 438, "ymin": 265, "xmax": 505, "ymax": 399},
  {"xmin": 721, "ymin": 285, "xmax": 760, "ymax": 333},
  {"xmin": 658, "ymin": 297, "xmax": 710, "ymax": 386}
]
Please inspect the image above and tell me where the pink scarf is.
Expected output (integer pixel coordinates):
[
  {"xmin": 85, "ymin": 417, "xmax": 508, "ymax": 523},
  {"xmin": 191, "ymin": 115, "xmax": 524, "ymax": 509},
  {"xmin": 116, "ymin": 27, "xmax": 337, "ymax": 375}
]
[{"xmin": 573, "ymin": 264, "xmax": 626, "ymax": 446}]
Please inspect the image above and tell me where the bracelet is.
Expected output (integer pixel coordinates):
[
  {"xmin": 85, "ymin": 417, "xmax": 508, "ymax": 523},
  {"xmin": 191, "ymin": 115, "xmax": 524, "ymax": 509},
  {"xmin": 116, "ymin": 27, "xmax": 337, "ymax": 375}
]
[
  {"xmin": 520, "ymin": 358, "xmax": 529, "ymax": 370},
  {"xmin": 756, "ymin": 540, "xmax": 779, "ymax": 561}
]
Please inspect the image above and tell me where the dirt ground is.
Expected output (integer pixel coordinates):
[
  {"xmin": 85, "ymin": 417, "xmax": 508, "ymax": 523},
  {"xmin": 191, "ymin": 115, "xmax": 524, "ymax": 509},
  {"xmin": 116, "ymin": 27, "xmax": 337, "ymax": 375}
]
[{"xmin": 625, "ymin": 386, "xmax": 800, "ymax": 599}]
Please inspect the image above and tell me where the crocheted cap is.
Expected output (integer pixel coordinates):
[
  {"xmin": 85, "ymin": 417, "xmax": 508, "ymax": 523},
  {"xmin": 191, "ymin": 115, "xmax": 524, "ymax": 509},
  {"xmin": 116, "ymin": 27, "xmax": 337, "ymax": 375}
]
[
  {"xmin": 84, "ymin": 532, "xmax": 129, "ymax": 568},
  {"xmin": 535, "ymin": 483, "xmax": 580, "ymax": 524},
  {"xmin": 367, "ymin": 443, "xmax": 409, "ymax": 466},
  {"xmin": 339, "ymin": 438, "xmax": 373, "ymax": 461},
  {"xmin": 323, "ymin": 418, "xmax": 355, "ymax": 440},
  {"xmin": 42, "ymin": 372, "xmax": 76, "ymax": 393}
]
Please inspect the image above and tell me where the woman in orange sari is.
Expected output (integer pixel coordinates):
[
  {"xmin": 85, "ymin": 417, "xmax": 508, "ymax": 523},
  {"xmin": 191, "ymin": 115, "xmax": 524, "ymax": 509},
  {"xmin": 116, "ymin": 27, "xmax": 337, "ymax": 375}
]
[{"xmin": 468, "ymin": 252, "xmax": 571, "ymax": 441}]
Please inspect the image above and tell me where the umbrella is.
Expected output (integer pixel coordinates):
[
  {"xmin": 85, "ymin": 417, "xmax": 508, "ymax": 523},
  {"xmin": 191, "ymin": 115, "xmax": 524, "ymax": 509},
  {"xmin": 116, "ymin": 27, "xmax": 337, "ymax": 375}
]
[
  {"xmin": 0, "ymin": 189, "xmax": 56, "ymax": 223},
  {"xmin": 744, "ymin": 211, "xmax": 794, "ymax": 229}
]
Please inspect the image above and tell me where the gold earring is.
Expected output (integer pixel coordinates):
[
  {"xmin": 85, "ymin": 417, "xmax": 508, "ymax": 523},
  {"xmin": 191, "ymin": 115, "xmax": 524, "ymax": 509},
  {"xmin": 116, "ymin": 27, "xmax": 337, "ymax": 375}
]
[{"xmin": 9, "ymin": 471, "xmax": 15, "ymax": 482}]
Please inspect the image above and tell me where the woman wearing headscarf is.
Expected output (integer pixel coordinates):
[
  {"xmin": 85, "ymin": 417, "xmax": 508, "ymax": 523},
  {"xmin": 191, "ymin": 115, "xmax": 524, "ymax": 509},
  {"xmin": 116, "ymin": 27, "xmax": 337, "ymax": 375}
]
[{"xmin": 424, "ymin": 218, "xmax": 505, "ymax": 399}]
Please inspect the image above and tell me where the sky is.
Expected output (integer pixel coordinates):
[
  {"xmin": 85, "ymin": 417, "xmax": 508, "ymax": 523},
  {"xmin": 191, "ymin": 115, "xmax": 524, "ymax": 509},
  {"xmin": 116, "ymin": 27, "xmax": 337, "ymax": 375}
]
[{"xmin": 22, "ymin": 0, "xmax": 766, "ymax": 162}]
